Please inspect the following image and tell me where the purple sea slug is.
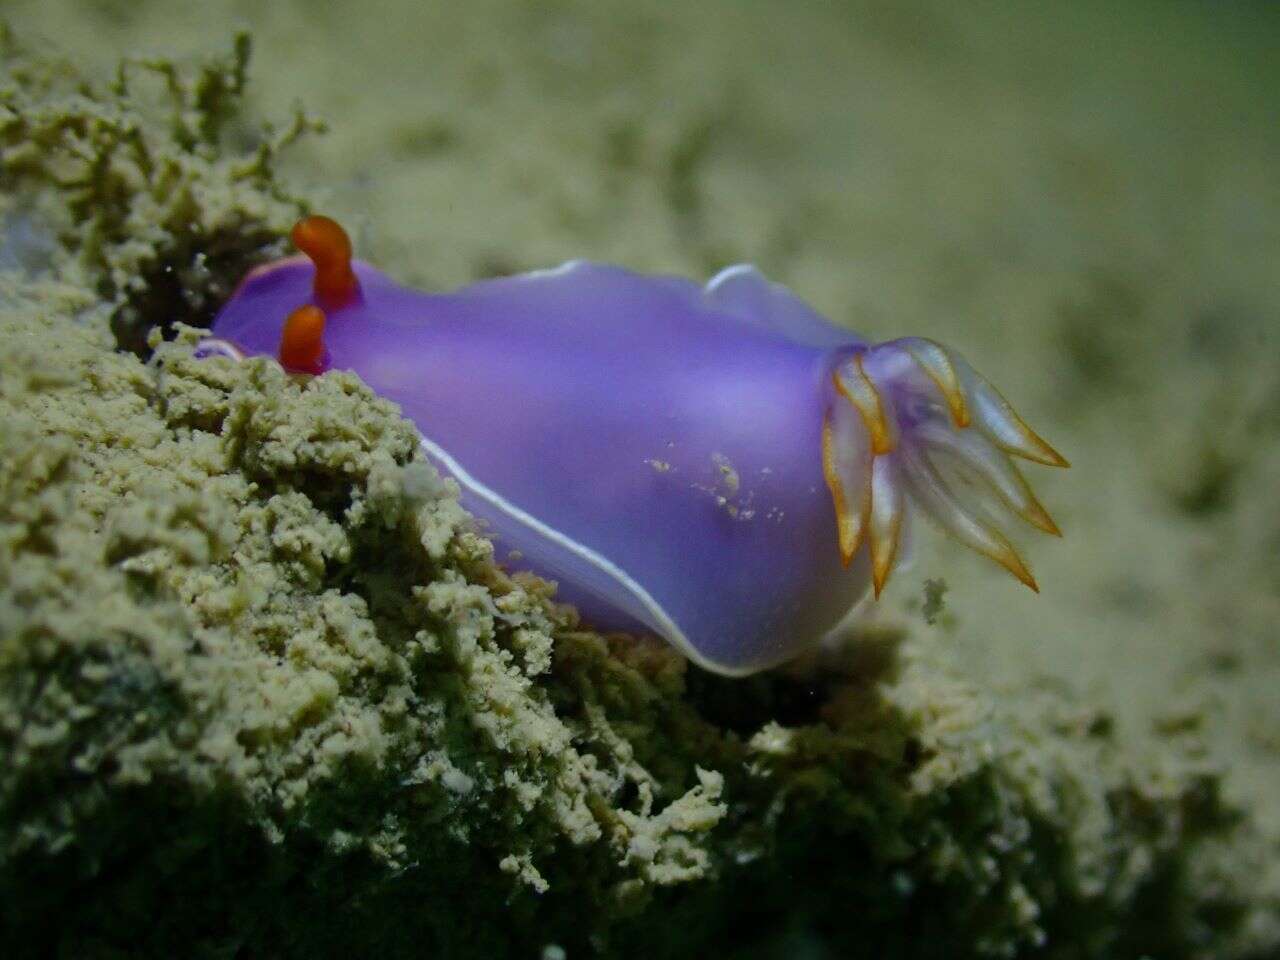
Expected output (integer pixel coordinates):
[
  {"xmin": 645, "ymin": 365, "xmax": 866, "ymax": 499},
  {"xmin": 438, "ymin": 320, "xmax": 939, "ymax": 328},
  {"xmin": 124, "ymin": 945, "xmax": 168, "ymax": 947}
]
[{"xmin": 206, "ymin": 216, "xmax": 1067, "ymax": 676}]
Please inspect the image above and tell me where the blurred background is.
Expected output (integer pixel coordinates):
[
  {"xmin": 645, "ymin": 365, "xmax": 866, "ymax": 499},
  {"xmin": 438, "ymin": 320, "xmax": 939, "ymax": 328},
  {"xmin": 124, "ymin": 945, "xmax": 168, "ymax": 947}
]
[{"xmin": 9, "ymin": 0, "xmax": 1279, "ymax": 833}]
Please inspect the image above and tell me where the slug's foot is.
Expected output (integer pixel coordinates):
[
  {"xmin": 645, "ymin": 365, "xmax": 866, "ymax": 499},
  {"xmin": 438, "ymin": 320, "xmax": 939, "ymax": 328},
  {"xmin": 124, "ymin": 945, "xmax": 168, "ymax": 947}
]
[
  {"xmin": 824, "ymin": 338, "xmax": 1067, "ymax": 595},
  {"xmin": 192, "ymin": 338, "xmax": 246, "ymax": 362}
]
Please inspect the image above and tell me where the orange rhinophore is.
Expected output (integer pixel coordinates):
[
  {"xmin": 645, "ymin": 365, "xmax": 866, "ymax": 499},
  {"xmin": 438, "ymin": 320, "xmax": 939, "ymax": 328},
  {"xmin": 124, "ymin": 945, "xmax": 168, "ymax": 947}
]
[
  {"xmin": 278, "ymin": 304, "xmax": 328, "ymax": 374},
  {"xmin": 291, "ymin": 215, "xmax": 360, "ymax": 307}
]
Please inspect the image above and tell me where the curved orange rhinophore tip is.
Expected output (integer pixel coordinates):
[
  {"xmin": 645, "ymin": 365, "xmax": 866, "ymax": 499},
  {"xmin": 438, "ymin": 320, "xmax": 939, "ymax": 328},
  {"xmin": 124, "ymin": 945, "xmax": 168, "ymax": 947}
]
[
  {"xmin": 291, "ymin": 215, "xmax": 360, "ymax": 307},
  {"xmin": 279, "ymin": 304, "xmax": 328, "ymax": 374},
  {"xmin": 1007, "ymin": 412, "xmax": 1071, "ymax": 469},
  {"xmin": 834, "ymin": 359, "xmax": 895, "ymax": 456},
  {"xmin": 1026, "ymin": 497, "xmax": 1063, "ymax": 538},
  {"xmin": 996, "ymin": 545, "xmax": 1039, "ymax": 593},
  {"xmin": 868, "ymin": 456, "xmax": 902, "ymax": 598},
  {"xmin": 822, "ymin": 414, "xmax": 869, "ymax": 568},
  {"xmin": 904, "ymin": 339, "xmax": 970, "ymax": 429}
]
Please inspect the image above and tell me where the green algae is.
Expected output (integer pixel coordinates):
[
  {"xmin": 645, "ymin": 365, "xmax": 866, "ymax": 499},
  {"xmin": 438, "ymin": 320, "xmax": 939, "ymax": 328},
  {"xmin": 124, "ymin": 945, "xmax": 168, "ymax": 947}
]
[
  {"xmin": 0, "ymin": 22, "xmax": 1278, "ymax": 960},
  {"xmin": 0, "ymin": 27, "xmax": 317, "ymax": 352}
]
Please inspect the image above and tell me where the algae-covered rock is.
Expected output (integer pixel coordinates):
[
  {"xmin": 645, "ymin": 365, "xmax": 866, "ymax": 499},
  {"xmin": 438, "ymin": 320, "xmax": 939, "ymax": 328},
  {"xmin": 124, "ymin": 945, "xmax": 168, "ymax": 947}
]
[
  {"xmin": 0, "ymin": 25, "xmax": 314, "ymax": 352},
  {"xmin": 0, "ymin": 26, "xmax": 1277, "ymax": 960}
]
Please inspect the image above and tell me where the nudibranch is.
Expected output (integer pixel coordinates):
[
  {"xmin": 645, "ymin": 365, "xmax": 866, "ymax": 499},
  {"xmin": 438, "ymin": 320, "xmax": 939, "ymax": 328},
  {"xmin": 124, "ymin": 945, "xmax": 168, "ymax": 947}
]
[{"xmin": 205, "ymin": 216, "xmax": 1067, "ymax": 676}]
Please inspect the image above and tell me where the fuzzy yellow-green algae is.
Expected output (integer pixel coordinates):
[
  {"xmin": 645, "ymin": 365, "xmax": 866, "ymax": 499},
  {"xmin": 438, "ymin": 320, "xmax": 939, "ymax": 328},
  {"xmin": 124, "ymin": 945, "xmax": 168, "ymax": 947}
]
[{"xmin": 2, "ymin": 7, "xmax": 1280, "ymax": 959}]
